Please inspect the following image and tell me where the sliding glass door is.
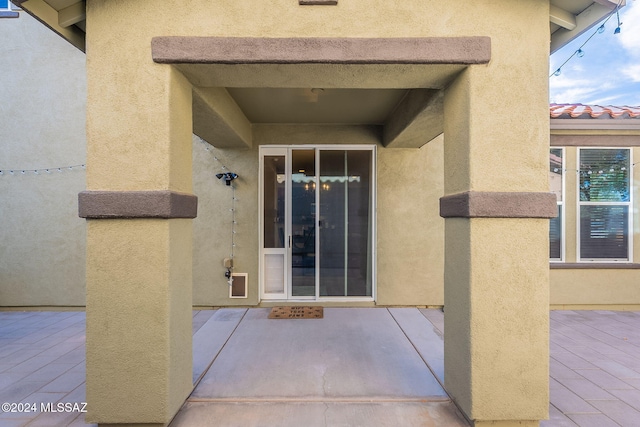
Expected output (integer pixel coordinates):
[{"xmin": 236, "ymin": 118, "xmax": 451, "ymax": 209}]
[{"xmin": 260, "ymin": 146, "xmax": 374, "ymax": 301}]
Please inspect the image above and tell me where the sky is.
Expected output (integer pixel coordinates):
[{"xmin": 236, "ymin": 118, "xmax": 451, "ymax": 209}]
[{"xmin": 549, "ymin": 0, "xmax": 640, "ymax": 106}]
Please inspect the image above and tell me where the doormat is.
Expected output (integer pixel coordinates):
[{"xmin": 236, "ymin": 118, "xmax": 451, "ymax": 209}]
[{"xmin": 268, "ymin": 306, "xmax": 323, "ymax": 319}]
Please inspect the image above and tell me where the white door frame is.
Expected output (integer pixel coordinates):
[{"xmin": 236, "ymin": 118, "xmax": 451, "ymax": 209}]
[{"xmin": 259, "ymin": 147, "xmax": 288, "ymax": 300}]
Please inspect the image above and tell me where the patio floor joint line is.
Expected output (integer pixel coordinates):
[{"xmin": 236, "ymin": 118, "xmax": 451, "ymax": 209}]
[
  {"xmin": 185, "ymin": 396, "xmax": 452, "ymax": 403},
  {"xmin": 387, "ymin": 308, "xmax": 472, "ymax": 425},
  {"xmin": 386, "ymin": 308, "xmax": 447, "ymax": 393},
  {"xmin": 191, "ymin": 308, "xmax": 249, "ymax": 390}
]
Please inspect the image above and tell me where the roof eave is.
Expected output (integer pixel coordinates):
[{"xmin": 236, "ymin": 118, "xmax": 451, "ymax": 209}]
[
  {"xmin": 550, "ymin": 0, "xmax": 624, "ymax": 54},
  {"xmin": 551, "ymin": 118, "xmax": 640, "ymax": 131},
  {"xmin": 13, "ymin": 0, "xmax": 86, "ymax": 52},
  {"xmin": 12, "ymin": 1, "xmax": 622, "ymax": 57}
]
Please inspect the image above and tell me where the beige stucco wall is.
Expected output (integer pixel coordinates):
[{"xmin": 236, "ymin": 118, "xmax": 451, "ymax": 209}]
[
  {"xmin": 3, "ymin": 3, "xmax": 638, "ymax": 311},
  {"xmin": 84, "ymin": 7, "xmax": 197, "ymax": 418},
  {"xmin": 375, "ymin": 137, "xmax": 445, "ymax": 305},
  {"xmin": 125, "ymin": 0, "xmax": 527, "ymax": 309},
  {"xmin": 550, "ymin": 144, "xmax": 640, "ymax": 307},
  {"xmin": 441, "ymin": 16, "xmax": 551, "ymax": 415},
  {"xmin": 192, "ymin": 136, "xmax": 444, "ymax": 307},
  {"xmin": 192, "ymin": 138, "xmax": 260, "ymax": 306},
  {"xmin": 21, "ymin": 0, "xmax": 554, "ymax": 423},
  {"xmin": 0, "ymin": 12, "xmax": 86, "ymax": 307},
  {"xmin": 0, "ymin": 16, "xmax": 445, "ymax": 309},
  {"xmin": 191, "ymin": 105, "xmax": 640, "ymax": 311},
  {"xmin": 7, "ymin": 0, "xmax": 638, "ymax": 310},
  {"xmin": 551, "ymin": 269, "xmax": 640, "ymax": 308}
]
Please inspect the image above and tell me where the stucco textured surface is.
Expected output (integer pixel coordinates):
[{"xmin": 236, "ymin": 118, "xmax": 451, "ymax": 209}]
[
  {"xmin": 78, "ymin": 190, "xmax": 198, "ymax": 218},
  {"xmin": 85, "ymin": 220, "xmax": 193, "ymax": 423},
  {"xmin": 192, "ymin": 137, "xmax": 444, "ymax": 307},
  {"xmin": 445, "ymin": 219, "xmax": 551, "ymax": 421},
  {"xmin": 192, "ymin": 140, "xmax": 260, "ymax": 306},
  {"xmin": 151, "ymin": 36, "xmax": 491, "ymax": 64},
  {"xmin": 0, "ymin": 12, "xmax": 86, "ymax": 307},
  {"xmin": 59, "ymin": 0, "xmax": 552, "ymax": 424},
  {"xmin": 377, "ymin": 138, "xmax": 444, "ymax": 306},
  {"xmin": 4, "ymin": 0, "xmax": 637, "ymax": 314},
  {"xmin": 440, "ymin": 0, "xmax": 551, "ymax": 421},
  {"xmin": 85, "ymin": 1, "xmax": 197, "ymax": 421},
  {"xmin": 439, "ymin": 191, "xmax": 558, "ymax": 218},
  {"xmin": 5, "ymin": 1, "xmax": 639, "ymax": 425}
]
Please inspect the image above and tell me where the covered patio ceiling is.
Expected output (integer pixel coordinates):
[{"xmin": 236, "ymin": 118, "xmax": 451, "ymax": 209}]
[
  {"xmin": 13, "ymin": 0, "xmax": 625, "ymax": 148},
  {"xmin": 151, "ymin": 36, "xmax": 488, "ymax": 148}
]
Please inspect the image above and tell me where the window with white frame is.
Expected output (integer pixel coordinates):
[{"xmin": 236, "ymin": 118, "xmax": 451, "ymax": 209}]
[
  {"xmin": 578, "ymin": 148, "xmax": 632, "ymax": 261},
  {"xmin": 549, "ymin": 148, "xmax": 564, "ymax": 261}
]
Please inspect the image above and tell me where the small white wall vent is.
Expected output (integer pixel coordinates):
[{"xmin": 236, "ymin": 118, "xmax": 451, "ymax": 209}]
[{"xmin": 230, "ymin": 273, "xmax": 248, "ymax": 298}]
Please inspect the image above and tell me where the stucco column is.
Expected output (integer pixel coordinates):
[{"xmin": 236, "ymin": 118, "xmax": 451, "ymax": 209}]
[
  {"xmin": 81, "ymin": 13, "xmax": 195, "ymax": 423},
  {"xmin": 440, "ymin": 48, "xmax": 555, "ymax": 425}
]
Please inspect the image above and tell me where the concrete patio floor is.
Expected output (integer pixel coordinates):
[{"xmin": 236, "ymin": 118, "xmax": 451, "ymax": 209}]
[
  {"xmin": 0, "ymin": 308, "xmax": 639, "ymax": 426},
  {"xmin": 174, "ymin": 308, "xmax": 463, "ymax": 427}
]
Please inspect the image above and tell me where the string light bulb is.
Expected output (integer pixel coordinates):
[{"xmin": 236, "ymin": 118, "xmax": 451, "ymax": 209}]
[
  {"xmin": 0, "ymin": 164, "xmax": 85, "ymax": 177},
  {"xmin": 576, "ymin": 49, "xmax": 585, "ymax": 58},
  {"xmin": 614, "ymin": 9, "xmax": 622, "ymax": 34}
]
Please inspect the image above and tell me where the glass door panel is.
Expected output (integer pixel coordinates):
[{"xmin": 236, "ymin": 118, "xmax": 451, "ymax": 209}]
[
  {"xmin": 263, "ymin": 156, "xmax": 285, "ymax": 249},
  {"xmin": 291, "ymin": 149, "xmax": 316, "ymax": 297},
  {"xmin": 318, "ymin": 150, "xmax": 345, "ymax": 296},
  {"xmin": 319, "ymin": 150, "xmax": 372, "ymax": 297},
  {"xmin": 262, "ymin": 154, "xmax": 286, "ymax": 297},
  {"xmin": 346, "ymin": 150, "xmax": 373, "ymax": 297}
]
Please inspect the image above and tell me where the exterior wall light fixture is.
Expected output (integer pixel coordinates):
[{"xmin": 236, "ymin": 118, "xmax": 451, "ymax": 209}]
[{"xmin": 216, "ymin": 172, "xmax": 238, "ymax": 185}]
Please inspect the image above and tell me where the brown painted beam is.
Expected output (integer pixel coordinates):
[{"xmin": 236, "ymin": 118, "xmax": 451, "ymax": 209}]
[
  {"xmin": 78, "ymin": 191, "xmax": 198, "ymax": 219},
  {"xmin": 151, "ymin": 36, "xmax": 491, "ymax": 65},
  {"xmin": 440, "ymin": 191, "xmax": 557, "ymax": 218}
]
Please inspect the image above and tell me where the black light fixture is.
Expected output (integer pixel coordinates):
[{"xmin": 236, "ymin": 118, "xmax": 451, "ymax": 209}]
[{"xmin": 216, "ymin": 172, "xmax": 238, "ymax": 186}]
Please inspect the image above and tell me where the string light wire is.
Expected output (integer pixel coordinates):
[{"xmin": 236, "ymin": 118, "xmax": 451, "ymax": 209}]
[
  {"xmin": 198, "ymin": 137, "xmax": 238, "ymax": 272},
  {"xmin": 0, "ymin": 164, "xmax": 85, "ymax": 176},
  {"xmin": 551, "ymin": 161, "xmax": 638, "ymax": 175},
  {"xmin": 550, "ymin": 0, "xmax": 624, "ymax": 78}
]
